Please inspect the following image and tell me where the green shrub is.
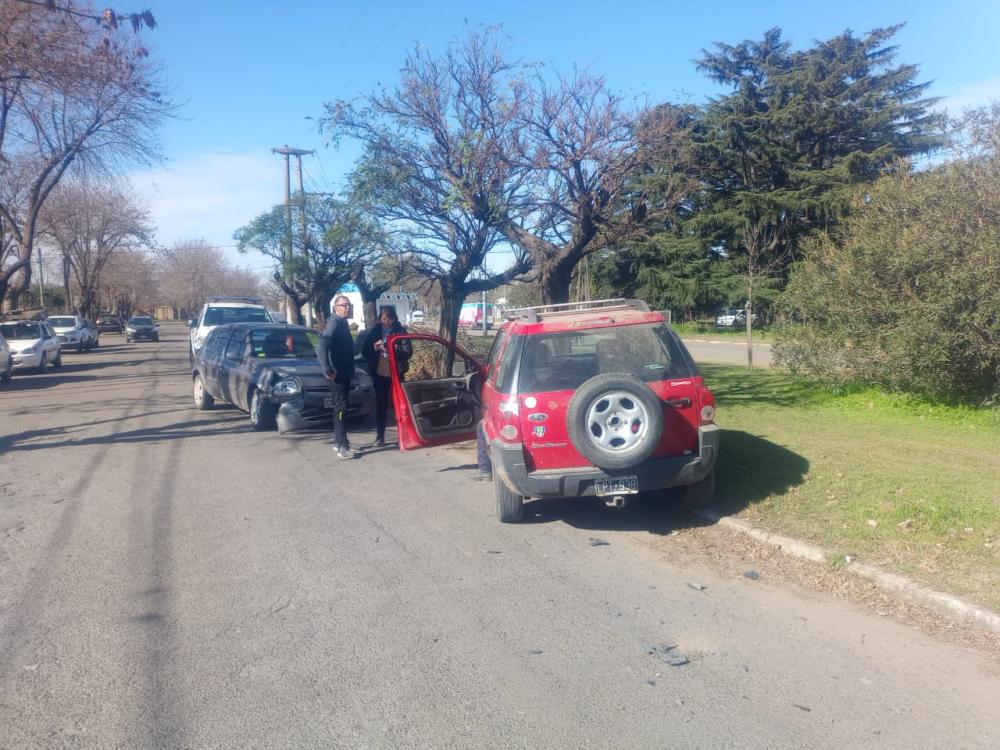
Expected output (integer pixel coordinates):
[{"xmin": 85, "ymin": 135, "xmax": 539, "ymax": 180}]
[{"xmin": 777, "ymin": 129, "xmax": 1000, "ymax": 405}]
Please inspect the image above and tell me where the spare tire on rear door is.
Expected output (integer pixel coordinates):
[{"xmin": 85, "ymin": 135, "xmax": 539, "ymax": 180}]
[{"xmin": 566, "ymin": 373, "xmax": 664, "ymax": 471}]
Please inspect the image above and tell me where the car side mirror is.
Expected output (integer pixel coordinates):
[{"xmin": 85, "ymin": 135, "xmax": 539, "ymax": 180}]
[
  {"xmin": 188, "ymin": 320, "xmax": 196, "ymax": 328},
  {"xmin": 225, "ymin": 350, "xmax": 242, "ymax": 361}
]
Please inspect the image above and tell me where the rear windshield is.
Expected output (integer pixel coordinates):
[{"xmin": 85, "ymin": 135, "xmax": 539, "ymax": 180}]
[
  {"xmin": 202, "ymin": 306, "xmax": 270, "ymax": 326},
  {"xmin": 48, "ymin": 316, "xmax": 78, "ymax": 327},
  {"xmin": 517, "ymin": 322, "xmax": 694, "ymax": 393},
  {"xmin": 0, "ymin": 322, "xmax": 42, "ymax": 339}
]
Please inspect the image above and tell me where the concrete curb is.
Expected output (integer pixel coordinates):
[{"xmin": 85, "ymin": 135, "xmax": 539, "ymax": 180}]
[{"xmin": 693, "ymin": 510, "xmax": 1000, "ymax": 635}]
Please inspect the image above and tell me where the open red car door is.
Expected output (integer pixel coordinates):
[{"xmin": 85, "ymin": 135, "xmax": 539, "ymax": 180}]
[{"xmin": 387, "ymin": 333, "xmax": 485, "ymax": 451}]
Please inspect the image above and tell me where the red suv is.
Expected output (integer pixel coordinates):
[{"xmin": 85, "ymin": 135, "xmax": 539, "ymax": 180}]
[{"xmin": 386, "ymin": 299, "xmax": 719, "ymax": 522}]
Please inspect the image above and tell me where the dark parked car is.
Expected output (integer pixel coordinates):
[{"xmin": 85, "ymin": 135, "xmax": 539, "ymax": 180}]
[
  {"xmin": 125, "ymin": 316, "xmax": 159, "ymax": 342},
  {"xmin": 191, "ymin": 323, "xmax": 375, "ymax": 432},
  {"xmin": 96, "ymin": 314, "xmax": 124, "ymax": 333}
]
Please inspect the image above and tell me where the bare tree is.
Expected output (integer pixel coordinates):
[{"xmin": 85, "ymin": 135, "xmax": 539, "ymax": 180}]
[
  {"xmin": 155, "ymin": 241, "xmax": 221, "ymax": 316},
  {"xmin": 322, "ymin": 32, "xmax": 531, "ymax": 344},
  {"xmin": 0, "ymin": 0, "xmax": 171, "ymax": 308},
  {"xmin": 493, "ymin": 73, "xmax": 692, "ymax": 304},
  {"xmin": 100, "ymin": 246, "xmax": 156, "ymax": 318},
  {"xmin": 37, "ymin": 177, "xmax": 152, "ymax": 318}
]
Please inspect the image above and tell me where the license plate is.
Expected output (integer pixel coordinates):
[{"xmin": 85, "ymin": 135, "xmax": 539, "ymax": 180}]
[
  {"xmin": 324, "ymin": 397, "xmax": 333, "ymax": 408},
  {"xmin": 595, "ymin": 476, "xmax": 639, "ymax": 496}
]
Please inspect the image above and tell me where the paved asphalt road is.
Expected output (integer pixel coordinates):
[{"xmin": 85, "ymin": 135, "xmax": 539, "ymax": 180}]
[
  {"xmin": 1, "ymin": 324, "xmax": 997, "ymax": 748},
  {"xmin": 681, "ymin": 338, "xmax": 773, "ymax": 368}
]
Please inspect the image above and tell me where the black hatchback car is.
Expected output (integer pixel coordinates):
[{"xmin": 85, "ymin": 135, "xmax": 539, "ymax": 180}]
[
  {"xmin": 96, "ymin": 314, "xmax": 124, "ymax": 333},
  {"xmin": 191, "ymin": 322, "xmax": 375, "ymax": 432},
  {"xmin": 125, "ymin": 316, "xmax": 159, "ymax": 342}
]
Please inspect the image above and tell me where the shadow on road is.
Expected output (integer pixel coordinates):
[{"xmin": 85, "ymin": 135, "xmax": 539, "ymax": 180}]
[{"xmin": 0, "ymin": 412, "xmax": 249, "ymax": 453}]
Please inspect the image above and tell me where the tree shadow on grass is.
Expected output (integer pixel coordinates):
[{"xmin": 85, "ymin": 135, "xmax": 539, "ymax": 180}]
[
  {"xmin": 699, "ymin": 363, "xmax": 830, "ymax": 408},
  {"xmin": 522, "ymin": 429, "xmax": 809, "ymax": 535}
]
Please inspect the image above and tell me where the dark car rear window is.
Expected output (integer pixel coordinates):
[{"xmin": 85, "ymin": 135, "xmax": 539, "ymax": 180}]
[
  {"xmin": 516, "ymin": 322, "xmax": 694, "ymax": 393},
  {"xmin": 202, "ymin": 306, "xmax": 270, "ymax": 326}
]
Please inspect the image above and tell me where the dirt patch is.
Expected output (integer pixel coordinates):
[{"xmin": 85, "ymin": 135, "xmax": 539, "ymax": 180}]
[{"xmin": 636, "ymin": 519, "xmax": 1000, "ymax": 667}]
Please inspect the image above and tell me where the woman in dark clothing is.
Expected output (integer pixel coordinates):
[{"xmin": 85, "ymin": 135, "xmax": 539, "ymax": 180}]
[{"xmin": 361, "ymin": 306, "xmax": 412, "ymax": 447}]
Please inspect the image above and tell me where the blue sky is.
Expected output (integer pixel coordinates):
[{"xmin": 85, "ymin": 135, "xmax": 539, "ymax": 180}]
[{"xmin": 130, "ymin": 1, "xmax": 1000, "ymax": 272}]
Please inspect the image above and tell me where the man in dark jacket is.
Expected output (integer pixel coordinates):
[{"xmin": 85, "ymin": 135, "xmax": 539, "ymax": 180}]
[{"xmin": 317, "ymin": 295, "xmax": 357, "ymax": 459}]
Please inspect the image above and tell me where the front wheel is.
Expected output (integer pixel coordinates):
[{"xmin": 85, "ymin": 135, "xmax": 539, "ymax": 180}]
[
  {"xmin": 37, "ymin": 353, "xmax": 47, "ymax": 373},
  {"xmin": 495, "ymin": 477, "xmax": 524, "ymax": 523},
  {"xmin": 52, "ymin": 352, "xmax": 62, "ymax": 368},
  {"xmin": 249, "ymin": 389, "xmax": 276, "ymax": 431},
  {"xmin": 125, "ymin": 336, "xmax": 132, "ymax": 343},
  {"xmin": 193, "ymin": 374, "xmax": 214, "ymax": 410}
]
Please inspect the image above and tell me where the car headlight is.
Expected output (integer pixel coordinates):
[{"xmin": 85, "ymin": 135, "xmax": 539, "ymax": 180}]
[
  {"xmin": 126, "ymin": 327, "xmax": 136, "ymax": 333},
  {"xmin": 21, "ymin": 344, "xmax": 38, "ymax": 354},
  {"xmin": 194, "ymin": 335, "xmax": 205, "ymax": 350},
  {"xmin": 271, "ymin": 377, "xmax": 301, "ymax": 396}
]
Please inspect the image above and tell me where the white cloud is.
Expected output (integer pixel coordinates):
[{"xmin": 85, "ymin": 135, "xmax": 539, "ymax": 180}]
[
  {"xmin": 937, "ymin": 77, "xmax": 1000, "ymax": 117},
  {"xmin": 130, "ymin": 151, "xmax": 283, "ymax": 271}
]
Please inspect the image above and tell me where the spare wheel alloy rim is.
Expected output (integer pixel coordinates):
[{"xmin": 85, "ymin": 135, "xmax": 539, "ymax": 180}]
[{"xmin": 585, "ymin": 390, "xmax": 649, "ymax": 453}]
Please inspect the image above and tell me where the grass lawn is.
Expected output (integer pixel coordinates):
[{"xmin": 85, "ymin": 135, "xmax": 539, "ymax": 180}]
[{"xmin": 701, "ymin": 364, "xmax": 1000, "ymax": 611}]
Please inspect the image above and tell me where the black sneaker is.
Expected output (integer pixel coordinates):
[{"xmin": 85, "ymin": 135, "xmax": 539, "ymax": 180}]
[{"xmin": 373, "ymin": 436, "xmax": 386, "ymax": 448}]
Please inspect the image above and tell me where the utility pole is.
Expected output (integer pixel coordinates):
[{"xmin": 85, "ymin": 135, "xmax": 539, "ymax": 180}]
[{"xmin": 272, "ymin": 145, "xmax": 314, "ymax": 324}]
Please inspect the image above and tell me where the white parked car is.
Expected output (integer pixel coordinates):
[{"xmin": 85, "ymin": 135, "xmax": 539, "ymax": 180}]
[
  {"xmin": 0, "ymin": 329, "xmax": 13, "ymax": 382},
  {"xmin": 715, "ymin": 307, "xmax": 757, "ymax": 328},
  {"xmin": 0, "ymin": 320, "xmax": 62, "ymax": 372},
  {"xmin": 188, "ymin": 297, "xmax": 273, "ymax": 363},
  {"xmin": 48, "ymin": 314, "xmax": 98, "ymax": 352}
]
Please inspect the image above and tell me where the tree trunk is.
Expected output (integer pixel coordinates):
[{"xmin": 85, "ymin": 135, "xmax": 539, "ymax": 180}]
[
  {"xmin": 539, "ymin": 264, "xmax": 572, "ymax": 305},
  {"xmin": 62, "ymin": 254, "xmax": 74, "ymax": 313},
  {"xmin": 438, "ymin": 283, "xmax": 462, "ymax": 346}
]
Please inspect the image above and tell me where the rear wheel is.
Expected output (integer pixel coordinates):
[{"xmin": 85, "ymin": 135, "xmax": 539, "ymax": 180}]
[
  {"xmin": 683, "ymin": 469, "xmax": 715, "ymax": 508},
  {"xmin": 495, "ymin": 477, "xmax": 524, "ymax": 523},
  {"xmin": 249, "ymin": 389, "xmax": 276, "ymax": 431},
  {"xmin": 193, "ymin": 374, "xmax": 214, "ymax": 410}
]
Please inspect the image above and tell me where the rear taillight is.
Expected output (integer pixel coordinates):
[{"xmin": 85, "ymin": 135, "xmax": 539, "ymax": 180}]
[
  {"xmin": 497, "ymin": 399, "xmax": 520, "ymax": 443},
  {"xmin": 698, "ymin": 386, "xmax": 716, "ymax": 425}
]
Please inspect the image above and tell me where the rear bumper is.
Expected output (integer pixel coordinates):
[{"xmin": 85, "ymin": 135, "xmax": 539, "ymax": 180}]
[{"xmin": 491, "ymin": 424, "xmax": 720, "ymax": 498}]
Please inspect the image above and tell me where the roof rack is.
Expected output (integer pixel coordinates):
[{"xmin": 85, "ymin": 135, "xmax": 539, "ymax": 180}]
[
  {"xmin": 506, "ymin": 298, "xmax": 650, "ymax": 324},
  {"xmin": 206, "ymin": 296, "xmax": 263, "ymax": 305}
]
